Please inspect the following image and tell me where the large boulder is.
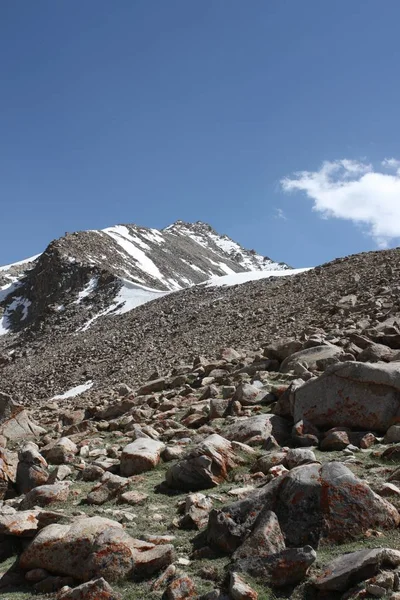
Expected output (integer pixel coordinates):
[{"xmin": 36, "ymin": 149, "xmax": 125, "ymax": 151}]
[
  {"xmin": 120, "ymin": 438, "xmax": 165, "ymax": 476},
  {"xmin": 0, "ymin": 392, "xmax": 45, "ymax": 444},
  {"xmin": 280, "ymin": 344, "xmax": 344, "ymax": 373},
  {"xmin": 207, "ymin": 462, "xmax": 399, "ymax": 552},
  {"xmin": 223, "ymin": 414, "xmax": 290, "ymax": 446},
  {"xmin": 166, "ymin": 434, "xmax": 237, "ymax": 491},
  {"xmin": 293, "ymin": 361, "xmax": 400, "ymax": 432},
  {"xmin": 20, "ymin": 516, "xmax": 175, "ymax": 582}
]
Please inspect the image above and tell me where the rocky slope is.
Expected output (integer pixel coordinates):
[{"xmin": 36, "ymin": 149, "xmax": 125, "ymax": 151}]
[{"xmin": 4, "ymin": 226, "xmax": 400, "ymax": 599}]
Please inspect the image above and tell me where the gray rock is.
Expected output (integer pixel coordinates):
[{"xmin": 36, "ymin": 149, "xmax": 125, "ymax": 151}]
[
  {"xmin": 57, "ymin": 577, "xmax": 121, "ymax": 599},
  {"xmin": 384, "ymin": 425, "xmax": 400, "ymax": 444},
  {"xmin": 315, "ymin": 547, "xmax": 400, "ymax": 592},
  {"xmin": 207, "ymin": 462, "xmax": 399, "ymax": 552},
  {"xmin": 16, "ymin": 442, "xmax": 49, "ymax": 494},
  {"xmin": 280, "ymin": 344, "xmax": 344, "ymax": 373},
  {"xmin": 0, "ymin": 392, "xmax": 46, "ymax": 443},
  {"xmin": 20, "ymin": 516, "xmax": 175, "ymax": 582},
  {"xmin": 166, "ymin": 434, "xmax": 237, "ymax": 491},
  {"xmin": 120, "ymin": 438, "xmax": 165, "ymax": 476},
  {"xmin": 87, "ymin": 472, "xmax": 129, "ymax": 505},
  {"xmin": 224, "ymin": 414, "xmax": 290, "ymax": 446},
  {"xmin": 233, "ymin": 545, "xmax": 316, "ymax": 587},
  {"xmin": 293, "ymin": 361, "xmax": 400, "ymax": 432}
]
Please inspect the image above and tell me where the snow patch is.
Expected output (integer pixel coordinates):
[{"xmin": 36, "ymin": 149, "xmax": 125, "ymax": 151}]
[
  {"xmin": 0, "ymin": 296, "xmax": 32, "ymax": 335},
  {"xmin": 78, "ymin": 279, "xmax": 168, "ymax": 331},
  {"xmin": 203, "ymin": 268, "xmax": 310, "ymax": 287},
  {"xmin": 51, "ymin": 380, "xmax": 94, "ymax": 400},
  {"xmin": 75, "ymin": 277, "xmax": 98, "ymax": 303}
]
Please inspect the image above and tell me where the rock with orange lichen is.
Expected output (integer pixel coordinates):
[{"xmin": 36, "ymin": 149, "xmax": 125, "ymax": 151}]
[
  {"xmin": 166, "ymin": 434, "xmax": 237, "ymax": 491},
  {"xmin": 20, "ymin": 516, "xmax": 175, "ymax": 582},
  {"xmin": 207, "ymin": 462, "xmax": 399, "ymax": 553}
]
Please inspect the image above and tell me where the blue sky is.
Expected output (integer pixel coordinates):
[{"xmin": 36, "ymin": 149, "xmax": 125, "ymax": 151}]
[{"xmin": 1, "ymin": 1, "xmax": 400, "ymax": 268}]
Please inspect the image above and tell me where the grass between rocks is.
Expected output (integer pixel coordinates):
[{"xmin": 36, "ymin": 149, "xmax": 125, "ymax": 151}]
[{"xmin": 2, "ymin": 433, "xmax": 400, "ymax": 599}]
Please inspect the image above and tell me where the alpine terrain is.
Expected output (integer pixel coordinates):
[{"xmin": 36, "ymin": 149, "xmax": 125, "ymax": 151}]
[{"xmin": 2, "ymin": 221, "xmax": 400, "ymax": 600}]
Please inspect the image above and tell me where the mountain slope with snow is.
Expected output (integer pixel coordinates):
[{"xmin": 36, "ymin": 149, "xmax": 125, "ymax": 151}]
[{"xmin": 0, "ymin": 220, "xmax": 291, "ymax": 337}]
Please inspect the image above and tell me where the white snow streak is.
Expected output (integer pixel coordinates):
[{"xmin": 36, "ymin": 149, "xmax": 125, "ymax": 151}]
[
  {"xmin": 75, "ymin": 277, "xmax": 98, "ymax": 303},
  {"xmin": 204, "ymin": 268, "xmax": 310, "ymax": 287},
  {"xmin": 103, "ymin": 226, "xmax": 166, "ymax": 283},
  {"xmin": 51, "ymin": 380, "xmax": 94, "ymax": 400}
]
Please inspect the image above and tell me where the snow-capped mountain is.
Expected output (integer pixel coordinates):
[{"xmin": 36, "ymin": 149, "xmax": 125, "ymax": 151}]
[{"xmin": 0, "ymin": 220, "xmax": 292, "ymax": 337}]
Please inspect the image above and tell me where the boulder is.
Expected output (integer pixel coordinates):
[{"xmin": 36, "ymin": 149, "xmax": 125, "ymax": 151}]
[
  {"xmin": 280, "ymin": 344, "xmax": 344, "ymax": 373},
  {"xmin": 43, "ymin": 438, "xmax": 78, "ymax": 465},
  {"xmin": 207, "ymin": 462, "xmax": 399, "ymax": 552},
  {"xmin": 57, "ymin": 577, "xmax": 121, "ymax": 599},
  {"xmin": 0, "ymin": 392, "xmax": 45, "ymax": 443},
  {"xmin": 315, "ymin": 548, "xmax": 400, "ymax": 592},
  {"xmin": 293, "ymin": 361, "xmax": 400, "ymax": 432},
  {"xmin": 320, "ymin": 430, "xmax": 350, "ymax": 451},
  {"xmin": 229, "ymin": 572, "xmax": 258, "ymax": 600},
  {"xmin": 224, "ymin": 414, "xmax": 290, "ymax": 446},
  {"xmin": 232, "ymin": 383, "xmax": 263, "ymax": 406},
  {"xmin": 120, "ymin": 438, "xmax": 165, "ymax": 476},
  {"xmin": 19, "ymin": 482, "xmax": 70, "ymax": 510},
  {"xmin": 232, "ymin": 510, "xmax": 285, "ymax": 560},
  {"xmin": 179, "ymin": 493, "xmax": 213, "ymax": 530},
  {"xmin": 136, "ymin": 378, "xmax": 165, "ymax": 395},
  {"xmin": 165, "ymin": 575, "xmax": 197, "ymax": 599},
  {"xmin": 86, "ymin": 472, "xmax": 129, "ymax": 505},
  {"xmin": 166, "ymin": 434, "xmax": 237, "ymax": 491},
  {"xmin": 285, "ymin": 448, "xmax": 317, "ymax": 469},
  {"xmin": 384, "ymin": 425, "xmax": 400, "ymax": 444},
  {"xmin": 233, "ymin": 546, "xmax": 316, "ymax": 587},
  {"xmin": 16, "ymin": 442, "xmax": 49, "ymax": 494},
  {"xmin": 47, "ymin": 465, "xmax": 72, "ymax": 484},
  {"xmin": 20, "ymin": 516, "xmax": 175, "ymax": 582}
]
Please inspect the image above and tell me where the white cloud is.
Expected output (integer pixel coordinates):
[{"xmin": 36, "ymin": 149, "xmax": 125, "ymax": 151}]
[
  {"xmin": 274, "ymin": 208, "xmax": 287, "ymax": 220},
  {"xmin": 281, "ymin": 158, "xmax": 400, "ymax": 247}
]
